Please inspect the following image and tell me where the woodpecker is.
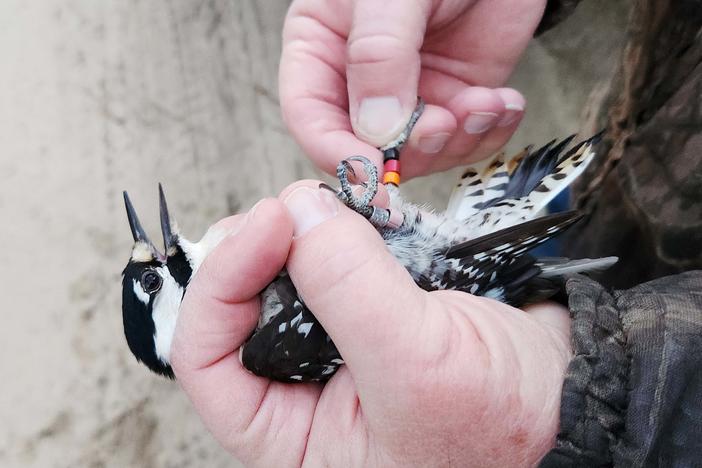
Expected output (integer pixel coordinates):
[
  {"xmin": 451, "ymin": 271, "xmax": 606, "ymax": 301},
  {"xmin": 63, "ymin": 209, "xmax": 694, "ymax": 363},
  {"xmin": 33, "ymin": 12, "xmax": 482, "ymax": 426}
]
[{"xmin": 121, "ymin": 104, "xmax": 616, "ymax": 382}]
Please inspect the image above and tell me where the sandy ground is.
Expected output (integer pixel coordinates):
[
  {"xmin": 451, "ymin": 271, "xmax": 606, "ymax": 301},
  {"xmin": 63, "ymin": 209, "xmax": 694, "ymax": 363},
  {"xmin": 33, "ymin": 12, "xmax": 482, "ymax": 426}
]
[{"xmin": 0, "ymin": 1, "xmax": 627, "ymax": 467}]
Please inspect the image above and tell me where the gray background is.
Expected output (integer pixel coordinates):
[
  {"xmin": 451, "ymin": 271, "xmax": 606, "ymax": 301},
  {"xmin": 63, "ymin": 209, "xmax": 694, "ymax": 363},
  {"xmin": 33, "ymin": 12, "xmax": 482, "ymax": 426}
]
[{"xmin": 0, "ymin": 1, "xmax": 628, "ymax": 466}]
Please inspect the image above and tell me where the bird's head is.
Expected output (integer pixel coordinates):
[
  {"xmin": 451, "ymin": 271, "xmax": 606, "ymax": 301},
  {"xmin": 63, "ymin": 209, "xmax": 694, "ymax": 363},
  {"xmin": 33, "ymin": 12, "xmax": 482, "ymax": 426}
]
[{"xmin": 120, "ymin": 185, "xmax": 211, "ymax": 378}]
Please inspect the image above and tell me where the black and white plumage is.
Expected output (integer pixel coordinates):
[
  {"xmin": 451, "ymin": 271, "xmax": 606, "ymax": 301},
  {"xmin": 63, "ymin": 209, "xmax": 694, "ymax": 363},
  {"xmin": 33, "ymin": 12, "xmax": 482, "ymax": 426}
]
[{"xmin": 120, "ymin": 133, "xmax": 616, "ymax": 383}]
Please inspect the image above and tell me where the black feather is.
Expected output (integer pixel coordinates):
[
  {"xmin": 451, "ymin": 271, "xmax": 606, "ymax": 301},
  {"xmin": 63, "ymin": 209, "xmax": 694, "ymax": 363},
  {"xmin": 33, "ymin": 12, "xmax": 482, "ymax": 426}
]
[
  {"xmin": 438, "ymin": 211, "xmax": 583, "ymax": 304},
  {"xmin": 445, "ymin": 211, "xmax": 582, "ymax": 259},
  {"xmin": 474, "ymin": 135, "xmax": 577, "ymax": 211},
  {"xmin": 241, "ymin": 273, "xmax": 342, "ymax": 382}
]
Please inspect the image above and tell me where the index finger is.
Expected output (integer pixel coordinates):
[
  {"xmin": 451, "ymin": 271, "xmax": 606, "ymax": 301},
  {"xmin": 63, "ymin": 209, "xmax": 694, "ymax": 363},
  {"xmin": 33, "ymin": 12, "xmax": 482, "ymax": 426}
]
[{"xmin": 280, "ymin": 4, "xmax": 382, "ymax": 175}]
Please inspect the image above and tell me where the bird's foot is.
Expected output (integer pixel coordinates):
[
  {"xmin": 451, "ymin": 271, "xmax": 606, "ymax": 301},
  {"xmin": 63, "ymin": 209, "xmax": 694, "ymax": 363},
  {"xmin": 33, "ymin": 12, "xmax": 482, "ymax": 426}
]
[
  {"xmin": 320, "ymin": 156, "xmax": 401, "ymax": 229},
  {"xmin": 337, "ymin": 155, "xmax": 378, "ymax": 217}
]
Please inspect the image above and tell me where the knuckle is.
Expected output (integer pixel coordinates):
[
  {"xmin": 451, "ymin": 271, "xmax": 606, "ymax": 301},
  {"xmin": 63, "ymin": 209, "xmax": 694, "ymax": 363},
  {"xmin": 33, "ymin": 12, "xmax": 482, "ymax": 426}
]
[
  {"xmin": 347, "ymin": 33, "xmax": 414, "ymax": 67},
  {"xmin": 195, "ymin": 256, "xmax": 229, "ymax": 302},
  {"xmin": 303, "ymin": 237, "xmax": 372, "ymax": 293}
]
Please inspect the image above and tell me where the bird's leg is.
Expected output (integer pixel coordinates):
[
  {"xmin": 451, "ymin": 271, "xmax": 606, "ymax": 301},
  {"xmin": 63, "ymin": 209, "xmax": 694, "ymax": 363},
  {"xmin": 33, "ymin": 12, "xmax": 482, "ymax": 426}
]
[
  {"xmin": 318, "ymin": 98, "xmax": 425, "ymax": 228},
  {"xmin": 378, "ymin": 98, "xmax": 425, "ymax": 152}
]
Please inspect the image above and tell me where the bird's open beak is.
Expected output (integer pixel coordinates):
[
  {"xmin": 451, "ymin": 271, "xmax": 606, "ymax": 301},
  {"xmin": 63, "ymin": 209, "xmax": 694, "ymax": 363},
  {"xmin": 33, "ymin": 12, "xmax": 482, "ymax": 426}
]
[
  {"xmin": 123, "ymin": 190, "xmax": 166, "ymax": 262},
  {"xmin": 158, "ymin": 184, "xmax": 178, "ymax": 256}
]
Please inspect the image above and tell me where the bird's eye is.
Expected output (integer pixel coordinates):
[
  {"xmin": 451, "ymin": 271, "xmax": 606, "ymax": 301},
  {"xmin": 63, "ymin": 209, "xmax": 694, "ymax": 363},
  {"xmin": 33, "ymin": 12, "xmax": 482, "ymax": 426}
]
[{"xmin": 141, "ymin": 270, "xmax": 162, "ymax": 293}]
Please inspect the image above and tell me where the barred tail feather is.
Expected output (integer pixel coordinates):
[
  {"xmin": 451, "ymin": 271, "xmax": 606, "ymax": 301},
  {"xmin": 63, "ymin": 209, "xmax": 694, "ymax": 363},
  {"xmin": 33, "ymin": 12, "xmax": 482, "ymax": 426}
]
[{"xmin": 446, "ymin": 133, "xmax": 603, "ymax": 230}]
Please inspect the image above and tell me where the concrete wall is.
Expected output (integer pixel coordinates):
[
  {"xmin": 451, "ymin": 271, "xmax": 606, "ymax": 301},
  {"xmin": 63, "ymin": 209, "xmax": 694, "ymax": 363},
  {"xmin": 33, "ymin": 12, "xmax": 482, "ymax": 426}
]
[{"xmin": 0, "ymin": 1, "xmax": 627, "ymax": 466}]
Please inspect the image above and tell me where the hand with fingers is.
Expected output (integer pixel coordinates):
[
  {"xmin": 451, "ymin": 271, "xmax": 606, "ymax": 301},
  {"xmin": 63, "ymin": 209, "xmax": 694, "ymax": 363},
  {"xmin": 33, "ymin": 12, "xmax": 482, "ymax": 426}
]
[
  {"xmin": 171, "ymin": 184, "xmax": 571, "ymax": 467},
  {"xmin": 279, "ymin": 0, "xmax": 546, "ymax": 179}
]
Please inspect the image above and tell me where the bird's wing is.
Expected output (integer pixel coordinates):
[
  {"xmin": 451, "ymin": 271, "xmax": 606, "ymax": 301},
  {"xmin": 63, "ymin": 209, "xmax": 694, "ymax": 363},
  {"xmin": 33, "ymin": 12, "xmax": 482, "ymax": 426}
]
[
  {"xmin": 242, "ymin": 273, "xmax": 342, "ymax": 382},
  {"xmin": 417, "ymin": 211, "xmax": 583, "ymax": 304},
  {"xmin": 445, "ymin": 133, "xmax": 602, "ymax": 229}
]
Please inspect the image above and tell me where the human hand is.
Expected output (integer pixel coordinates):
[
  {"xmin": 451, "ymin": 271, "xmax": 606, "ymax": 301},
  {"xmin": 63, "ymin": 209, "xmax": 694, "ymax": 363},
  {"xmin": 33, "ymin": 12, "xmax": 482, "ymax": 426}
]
[
  {"xmin": 170, "ymin": 181, "xmax": 571, "ymax": 467},
  {"xmin": 279, "ymin": 0, "xmax": 547, "ymax": 179}
]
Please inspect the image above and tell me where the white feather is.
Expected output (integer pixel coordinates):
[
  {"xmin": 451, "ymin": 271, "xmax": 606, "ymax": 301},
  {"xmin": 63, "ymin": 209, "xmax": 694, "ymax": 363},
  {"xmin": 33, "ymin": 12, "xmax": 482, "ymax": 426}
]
[
  {"xmin": 537, "ymin": 256, "xmax": 619, "ymax": 278},
  {"xmin": 132, "ymin": 280, "xmax": 150, "ymax": 305},
  {"xmin": 151, "ymin": 266, "xmax": 184, "ymax": 364}
]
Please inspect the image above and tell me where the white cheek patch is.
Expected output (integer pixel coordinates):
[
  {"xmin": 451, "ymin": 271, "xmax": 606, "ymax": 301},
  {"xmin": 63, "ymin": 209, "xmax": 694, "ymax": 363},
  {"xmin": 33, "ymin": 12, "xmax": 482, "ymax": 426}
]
[
  {"xmin": 151, "ymin": 267, "xmax": 185, "ymax": 364},
  {"xmin": 132, "ymin": 280, "xmax": 150, "ymax": 305}
]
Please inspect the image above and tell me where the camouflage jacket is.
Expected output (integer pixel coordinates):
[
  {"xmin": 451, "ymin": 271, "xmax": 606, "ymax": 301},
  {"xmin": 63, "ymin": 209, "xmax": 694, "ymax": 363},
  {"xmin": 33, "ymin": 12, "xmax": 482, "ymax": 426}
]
[{"xmin": 536, "ymin": 1, "xmax": 702, "ymax": 466}]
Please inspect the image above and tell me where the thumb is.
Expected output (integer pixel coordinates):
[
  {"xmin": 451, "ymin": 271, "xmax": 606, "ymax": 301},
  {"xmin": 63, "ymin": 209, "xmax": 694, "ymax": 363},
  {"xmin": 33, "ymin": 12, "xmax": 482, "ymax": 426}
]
[
  {"xmin": 347, "ymin": 0, "xmax": 431, "ymax": 146},
  {"xmin": 281, "ymin": 182, "xmax": 427, "ymax": 384}
]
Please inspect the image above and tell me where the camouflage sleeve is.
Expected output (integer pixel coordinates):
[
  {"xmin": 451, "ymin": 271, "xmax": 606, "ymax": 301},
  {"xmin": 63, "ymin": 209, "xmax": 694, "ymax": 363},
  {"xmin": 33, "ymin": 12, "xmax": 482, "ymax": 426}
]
[
  {"xmin": 540, "ymin": 3, "xmax": 702, "ymax": 464},
  {"xmin": 536, "ymin": 0, "xmax": 583, "ymax": 35},
  {"xmin": 540, "ymin": 272, "xmax": 702, "ymax": 466}
]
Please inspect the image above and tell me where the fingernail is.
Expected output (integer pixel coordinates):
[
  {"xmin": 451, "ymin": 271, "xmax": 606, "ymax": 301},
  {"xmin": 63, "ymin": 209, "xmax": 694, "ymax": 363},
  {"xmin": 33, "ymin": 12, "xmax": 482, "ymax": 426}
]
[
  {"xmin": 284, "ymin": 187, "xmax": 339, "ymax": 237},
  {"xmin": 497, "ymin": 104, "xmax": 523, "ymax": 127},
  {"xmin": 463, "ymin": 112, "xmax": 498, "ymax": 134},
  {"xmin": 356, "ymin": 96, "xmax": 405, "ymax": 143},
  {"xmin": 247, "ymin": 199, "xmax": 265, "ymax": 220},
  {"xmin": 417, "ymin": 132, "xmax": 451, "ymax": 154}
]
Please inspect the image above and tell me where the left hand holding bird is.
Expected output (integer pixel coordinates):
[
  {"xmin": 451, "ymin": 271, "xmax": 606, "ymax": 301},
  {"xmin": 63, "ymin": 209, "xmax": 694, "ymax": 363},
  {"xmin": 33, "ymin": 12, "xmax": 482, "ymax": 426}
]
[{"xmin": 170, "ymin": 182, "xmax": 572, "ymax": 467}]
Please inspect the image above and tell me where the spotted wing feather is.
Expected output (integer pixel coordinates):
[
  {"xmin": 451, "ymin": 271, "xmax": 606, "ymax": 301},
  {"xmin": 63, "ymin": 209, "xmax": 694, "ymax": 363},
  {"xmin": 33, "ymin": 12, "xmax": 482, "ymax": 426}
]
[{"xmin": 241, "ymin": 273, "xmax": 342, "ymax": 382}]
